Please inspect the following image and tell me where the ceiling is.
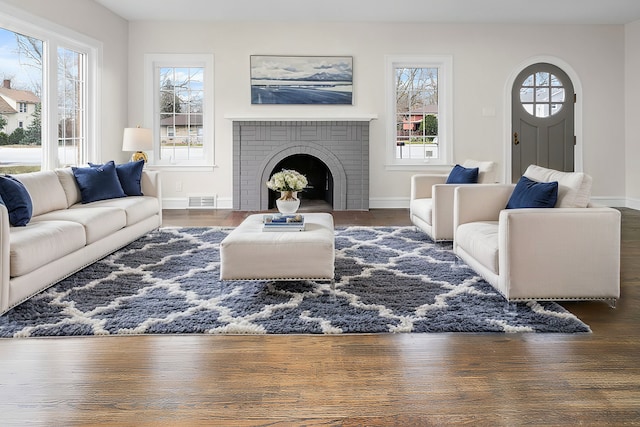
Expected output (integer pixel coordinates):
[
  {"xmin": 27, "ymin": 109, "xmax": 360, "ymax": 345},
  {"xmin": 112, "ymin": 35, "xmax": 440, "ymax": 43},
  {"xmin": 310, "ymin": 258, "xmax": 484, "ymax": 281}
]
[{"xmin": 94, "ymin": 0, "xmax": 640, "ymax": 24}]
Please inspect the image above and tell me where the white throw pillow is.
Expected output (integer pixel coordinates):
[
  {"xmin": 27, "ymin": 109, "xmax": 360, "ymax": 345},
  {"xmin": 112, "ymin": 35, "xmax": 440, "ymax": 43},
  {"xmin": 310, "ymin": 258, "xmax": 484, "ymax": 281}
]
[
  {"xmin": 523, "ymin": 164, "xmax": 592, "ymax": 208},
  {"xmin": 462, "ymin": 159, "xmax": 497, "ymax": 184}
]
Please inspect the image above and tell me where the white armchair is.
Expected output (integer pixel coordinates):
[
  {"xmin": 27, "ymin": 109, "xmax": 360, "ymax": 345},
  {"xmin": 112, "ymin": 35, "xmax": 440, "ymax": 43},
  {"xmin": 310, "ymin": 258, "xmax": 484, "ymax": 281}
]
[
  {"xmin": 410, "ymin": 160, "xmax": 496, "ymax": 241},
  {"xmin": 452, "ymin": 169, "xmax": 621, "ymax": 304}
]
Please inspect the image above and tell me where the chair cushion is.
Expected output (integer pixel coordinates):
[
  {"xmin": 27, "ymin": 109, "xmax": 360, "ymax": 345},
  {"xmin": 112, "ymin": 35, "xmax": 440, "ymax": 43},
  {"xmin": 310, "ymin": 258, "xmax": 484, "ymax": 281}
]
[
  {"xmin": 446, "ymin": 164, "xmax": 479, "ymax": 184},
  {"xmin": 0, "ymin": 175, "xmax": 33, "ymax": 226},
  {"xmin": 455, "ymin": 221, "xmax": 500, "ymax": 275},
  {"xmin": 72, "ymin": 161, "xmax": 126, "ymax": 203},
  {"xmin": 506, "ymin": 176, "xmax": 558, "ymax": 209},
  {"xmin": 523, "ymin": 164, "xmax": 592, "ymax": 208},
  {"xmin": 409, "ymin": 197, "xmax": 433, "ymax": 225}
]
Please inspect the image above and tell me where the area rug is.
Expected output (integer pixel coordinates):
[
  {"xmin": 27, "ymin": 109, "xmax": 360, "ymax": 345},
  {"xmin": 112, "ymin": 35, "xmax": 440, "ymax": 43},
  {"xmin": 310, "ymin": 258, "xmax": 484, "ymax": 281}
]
[{"xmin": 0, "ymin": 227, "xmax": 590, "ymax": 337}]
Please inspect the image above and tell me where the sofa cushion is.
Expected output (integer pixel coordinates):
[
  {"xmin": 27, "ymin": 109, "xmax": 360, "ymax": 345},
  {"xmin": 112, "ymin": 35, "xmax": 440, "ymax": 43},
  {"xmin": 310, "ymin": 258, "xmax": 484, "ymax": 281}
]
[
  {"xmin": 523, "ymin": 164, "xmax": 592, "ymax": 208},
  {"xmin": 72, "ymin": 161, "xmax": 126, "ymax": 204},
  {"xmin": 55, "ymin": 168, "xmax": 82, "ymax": 207},
  {"xmin": 14, "ymin": 171, "xmax": 69, "ymax": 216},
  {"xmin": 32, "ymin": 206, "xmax": 127, "ymax": 244},
  {"xmin": 462, "ymin": 160, "xmax": 497, "ymax": 184},
  {"xmin": 446, "ymin": 164, "xmax": 479, "ymax": 184},
  {"xmin": 9, "ymin": 220, "xmax": 86, "ymax": 277},
  {"xmin": 506, "ymin": 176, "xmax": 558, "ymax": 209},
  {"xmin": 89, "ymin": 160, "xmax": 144, "ymax": 196},
  {"xmin": 0, "ymin": 175, "xmax": 33, "ymax": 226},
  {"xmin": 455, "ymin": 221, "xmax": 500, "ymax": 275},
  {"xmin": 73, "ymin": 196, "xmax": 159, "ymax": 226}
]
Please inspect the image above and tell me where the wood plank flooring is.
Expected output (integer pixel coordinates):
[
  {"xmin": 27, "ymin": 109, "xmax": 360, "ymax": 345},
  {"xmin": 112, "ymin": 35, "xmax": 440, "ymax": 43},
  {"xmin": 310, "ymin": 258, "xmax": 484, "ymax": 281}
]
[{"xmin": 0, "ymin": 208, "xmax": 638, "ymax": 426}]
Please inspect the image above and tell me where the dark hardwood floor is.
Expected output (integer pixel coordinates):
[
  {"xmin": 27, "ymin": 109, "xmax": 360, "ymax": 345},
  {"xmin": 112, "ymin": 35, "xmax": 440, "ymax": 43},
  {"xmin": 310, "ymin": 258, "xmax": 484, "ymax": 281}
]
[{"xmin": 0, "ymin": 207, "xmax": 638, "ymax": 426}]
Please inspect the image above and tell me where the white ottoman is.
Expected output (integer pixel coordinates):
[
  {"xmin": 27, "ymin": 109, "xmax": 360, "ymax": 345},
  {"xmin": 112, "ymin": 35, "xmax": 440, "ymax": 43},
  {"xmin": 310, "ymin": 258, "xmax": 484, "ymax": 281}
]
[{"xmin": 219, "ymin": 213, "xmax": 335, "ymax": 281}]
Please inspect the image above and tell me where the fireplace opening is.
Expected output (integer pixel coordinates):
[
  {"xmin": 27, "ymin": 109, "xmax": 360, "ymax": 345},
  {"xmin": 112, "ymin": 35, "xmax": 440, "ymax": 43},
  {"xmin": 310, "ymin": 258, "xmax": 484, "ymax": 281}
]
[{"xmin": 268, "ymin": 154, "xmax": 334, "ymax": 210}]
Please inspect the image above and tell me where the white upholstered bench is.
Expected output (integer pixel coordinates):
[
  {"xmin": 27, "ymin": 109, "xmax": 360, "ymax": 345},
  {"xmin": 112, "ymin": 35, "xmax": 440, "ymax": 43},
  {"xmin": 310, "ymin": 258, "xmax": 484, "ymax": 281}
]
[{"xmin": 219, "ymin": 213, "xmax": 335, "ymax": 281}]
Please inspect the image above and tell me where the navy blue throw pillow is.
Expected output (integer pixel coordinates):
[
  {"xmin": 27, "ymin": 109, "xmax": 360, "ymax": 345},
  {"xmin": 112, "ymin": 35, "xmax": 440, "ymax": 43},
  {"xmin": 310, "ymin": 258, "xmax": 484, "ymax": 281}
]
[
  {"xmin": 90, "ymin": 160, "xmax": 144, "ymax": 196},
  {"xmin": 446, "ymin": 164, "xmax": 479, "ymax": 184},
  {"xmin": 506, "ymin": 176, "xmax": 558, "ymax": 209},
  {"xmin": 73, "ymin": 161, "xmax": 126, "ymax": 203},
  {"xmin": 0, "ymin": 175, "xmax": 33, "ymax": 226}
]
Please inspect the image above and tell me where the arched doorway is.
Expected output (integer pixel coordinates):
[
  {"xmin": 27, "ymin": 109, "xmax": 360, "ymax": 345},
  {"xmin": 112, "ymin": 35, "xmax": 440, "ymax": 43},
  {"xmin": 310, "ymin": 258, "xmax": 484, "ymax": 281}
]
[{"xmin": 511, "ymin": 62, "xmax": 575, "ymax": 182}]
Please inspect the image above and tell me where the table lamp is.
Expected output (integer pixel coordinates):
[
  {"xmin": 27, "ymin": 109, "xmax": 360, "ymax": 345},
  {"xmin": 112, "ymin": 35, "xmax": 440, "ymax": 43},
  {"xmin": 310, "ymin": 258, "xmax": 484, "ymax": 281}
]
[{"xmin": 122, "ymin": 127, "xmax": 152, "ymax": 162}]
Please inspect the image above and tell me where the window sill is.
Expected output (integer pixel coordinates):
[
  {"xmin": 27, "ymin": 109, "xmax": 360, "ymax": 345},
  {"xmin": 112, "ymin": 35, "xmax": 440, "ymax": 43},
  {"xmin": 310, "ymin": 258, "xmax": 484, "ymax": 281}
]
[
  {"xmin": 385, "ymin": 163, "xmax": 453, "ymax": 172},
  {"xmin": 146, "ymin": 164, "xmax": 218, "ymax": 173}
]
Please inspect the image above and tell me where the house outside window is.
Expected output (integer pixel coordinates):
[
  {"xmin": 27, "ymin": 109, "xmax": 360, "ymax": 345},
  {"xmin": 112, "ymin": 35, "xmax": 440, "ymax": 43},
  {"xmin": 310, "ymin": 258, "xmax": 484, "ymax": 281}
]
[
  {"xmin": 145, "ymin": 54, "xmax": 214, "ymax": 168},
  {"xmin": 18, "ymin": 102, "xmax": 27, "ymax": 113},
  {"xmin": 386, "ymin": 55, "xmax": 453, "ymax": 167}
]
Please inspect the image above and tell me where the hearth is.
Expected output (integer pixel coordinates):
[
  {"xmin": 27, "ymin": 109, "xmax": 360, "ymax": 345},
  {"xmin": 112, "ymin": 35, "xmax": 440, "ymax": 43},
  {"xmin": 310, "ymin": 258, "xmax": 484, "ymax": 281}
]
[{"xmin": 232, "ymin": 120, "xmax": 370, "ymax": 211}]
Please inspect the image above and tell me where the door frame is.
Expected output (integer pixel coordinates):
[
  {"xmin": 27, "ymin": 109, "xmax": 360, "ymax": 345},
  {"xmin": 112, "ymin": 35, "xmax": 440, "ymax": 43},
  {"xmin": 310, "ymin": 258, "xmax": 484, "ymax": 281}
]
[{"xmin": 503, "ymin": 56, "xmax": 583, "ymax": 182}]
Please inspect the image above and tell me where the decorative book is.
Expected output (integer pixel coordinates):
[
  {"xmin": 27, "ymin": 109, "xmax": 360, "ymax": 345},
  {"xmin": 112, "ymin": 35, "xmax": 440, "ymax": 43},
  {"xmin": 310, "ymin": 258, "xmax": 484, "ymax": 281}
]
[{"xmin": 262, "ymin": 214, "xmax": 305, "ymax": 231}]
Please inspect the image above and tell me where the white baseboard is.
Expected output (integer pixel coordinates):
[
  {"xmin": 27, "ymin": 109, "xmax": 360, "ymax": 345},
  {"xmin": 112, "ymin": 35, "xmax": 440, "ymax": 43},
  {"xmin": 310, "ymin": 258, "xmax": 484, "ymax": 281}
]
[
  {"xmin": 368, "ymin": 197, "xmax": 410, "ymax": 209},
  {"xmin": 162, "ymin": 196, "xmax": 637, "ymax": 211},
  {"xmin": 163, "ymin": 197, "xmax": 233, "ymax": 210}
]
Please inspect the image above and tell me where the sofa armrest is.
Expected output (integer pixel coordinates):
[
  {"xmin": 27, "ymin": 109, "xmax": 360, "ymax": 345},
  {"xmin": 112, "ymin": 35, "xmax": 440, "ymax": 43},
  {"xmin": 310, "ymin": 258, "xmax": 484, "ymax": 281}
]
[
  {"xmin": 141, "ymin": 170, "xmax": 161, "ymax": 199},
  {"xmin": 410, "ymin": 174, "xmax": 448, "ymax": 200},
  {"xmin": 498, "ymin": 207, "xmax": 621, "ymax": 299},
  {"xmin": 0, "ymin": 204, "xmax": 10, "ymax": 313},
  {"xmin": 454, "ymin": 184, "xmax": 515, "ymax": 227}
]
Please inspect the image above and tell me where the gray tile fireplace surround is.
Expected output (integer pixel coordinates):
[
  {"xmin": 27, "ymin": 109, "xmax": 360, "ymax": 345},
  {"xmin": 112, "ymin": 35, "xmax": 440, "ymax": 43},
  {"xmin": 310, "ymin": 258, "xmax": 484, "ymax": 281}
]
[{"xmin": 232, "ymin": 120, "xmax": 370, "ymax": 211}]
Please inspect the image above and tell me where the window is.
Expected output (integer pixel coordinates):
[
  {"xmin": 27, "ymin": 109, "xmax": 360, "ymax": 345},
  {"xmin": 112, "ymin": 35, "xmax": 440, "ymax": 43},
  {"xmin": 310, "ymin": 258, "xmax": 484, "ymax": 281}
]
[
  {"xmin": 145, "ymin": 54, "xmax": 214, "ymax": 168},
  {"xmin": 0, "ymin": 8, "xmax": 98, "ymax": 174},
  {"xmin": 519, "ymin": 71, "xmax": 566, "ymax": 118},
  {"xmin": 386, "ymin": 55, "xmax": 452, "ymax": 167}
]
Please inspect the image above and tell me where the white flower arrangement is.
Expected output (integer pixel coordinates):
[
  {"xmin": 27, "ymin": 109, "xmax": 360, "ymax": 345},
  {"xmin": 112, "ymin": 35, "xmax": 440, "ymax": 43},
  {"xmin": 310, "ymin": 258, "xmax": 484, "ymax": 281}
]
[{"xmin": 266, "ymin": 169, "xmax": 308, "ymax": 194}]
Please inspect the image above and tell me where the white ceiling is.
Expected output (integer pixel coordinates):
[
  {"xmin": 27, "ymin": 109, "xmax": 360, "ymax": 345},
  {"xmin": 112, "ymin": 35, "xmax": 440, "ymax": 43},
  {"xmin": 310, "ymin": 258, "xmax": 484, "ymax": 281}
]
[
  {"xmin": 94, "ymin": 0, "xmax": 640, "ymax": 25},
  {"xmin": 95, "ymin": 0, "xmax": 640, "ymax": 24}
]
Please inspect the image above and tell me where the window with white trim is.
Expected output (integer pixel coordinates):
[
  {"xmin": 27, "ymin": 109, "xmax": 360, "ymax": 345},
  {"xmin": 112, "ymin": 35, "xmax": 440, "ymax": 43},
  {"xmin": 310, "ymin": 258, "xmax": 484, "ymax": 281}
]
[
  {"xmin": 0, "ymin": 9, "xmax": 98, "ymax": 173},
  {"xmin": 386, "ymin": 55, "xmax": 453, "ymax": 167},
  {"xmin": 145, "ymin": 54, "xmax": 214, "ymax": 168}
]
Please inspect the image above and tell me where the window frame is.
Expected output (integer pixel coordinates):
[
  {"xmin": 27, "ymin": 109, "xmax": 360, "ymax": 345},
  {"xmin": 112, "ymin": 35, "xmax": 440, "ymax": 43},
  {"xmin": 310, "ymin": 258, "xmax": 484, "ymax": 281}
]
[
  {"xmin": 144, "ymin": 53, "xmax": 215, "ymax": 170},
  {"xmin": 385, "ymin": 55, "xmax": 453, "ymax": 169},
  {"xmin": 0, "ymin": 5, "xmax": 100, "ymax": 171}
]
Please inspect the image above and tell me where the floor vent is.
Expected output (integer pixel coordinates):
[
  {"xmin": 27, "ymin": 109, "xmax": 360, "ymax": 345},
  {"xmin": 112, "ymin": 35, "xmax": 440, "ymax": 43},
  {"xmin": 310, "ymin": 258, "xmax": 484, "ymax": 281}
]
[{"xmin": 187, "ymin": 194, "xmax": 217, "ymax": 209}]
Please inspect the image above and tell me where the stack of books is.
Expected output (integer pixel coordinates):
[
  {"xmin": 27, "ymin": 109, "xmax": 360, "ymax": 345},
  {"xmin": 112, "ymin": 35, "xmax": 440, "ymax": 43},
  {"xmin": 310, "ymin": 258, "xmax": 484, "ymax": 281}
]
[{"xmin": 262, "ymin": 214, "xmax": 305, "ymax": 232}]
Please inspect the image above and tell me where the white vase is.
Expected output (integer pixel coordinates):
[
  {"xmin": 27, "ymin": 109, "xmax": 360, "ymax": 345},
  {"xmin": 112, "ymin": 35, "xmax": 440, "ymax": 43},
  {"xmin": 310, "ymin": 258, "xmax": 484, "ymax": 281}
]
[{"xmin": 276, "ymin": 191, "xmax": 300, "ymax": 214}]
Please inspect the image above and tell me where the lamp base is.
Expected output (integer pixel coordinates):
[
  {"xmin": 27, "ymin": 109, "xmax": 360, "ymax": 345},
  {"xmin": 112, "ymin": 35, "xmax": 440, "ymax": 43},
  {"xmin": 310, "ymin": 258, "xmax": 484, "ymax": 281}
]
[{"xmin": 130, "ymin": 151, "xmax": 148, "ymax": 163}]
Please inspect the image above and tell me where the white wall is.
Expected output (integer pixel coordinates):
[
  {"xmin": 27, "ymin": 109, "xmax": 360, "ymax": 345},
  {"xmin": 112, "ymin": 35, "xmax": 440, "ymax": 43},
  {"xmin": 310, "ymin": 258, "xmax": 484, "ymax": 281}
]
[
  {"xmin": 625, "ymin": 20, "xmax": 640, "ymax": 208},
  {"xmin": 127, "ymin": 21, "xmax": 627, "ymax": 208},
  {"xmin": 2, "ymin": 4, "xmax": 627, "ymax": 208},
  {"xmin": 1, "ymin": 0, "xmax": 129, "ymax": 163}
]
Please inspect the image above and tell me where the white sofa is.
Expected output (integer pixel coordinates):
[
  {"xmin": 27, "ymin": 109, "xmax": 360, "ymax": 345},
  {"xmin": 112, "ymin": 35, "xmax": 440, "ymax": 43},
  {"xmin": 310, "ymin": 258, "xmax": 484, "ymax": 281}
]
[
  {"xmin": 0, "ymin": 168, "xmax": 162, "ymax": 315},
  {"xmin": 410, "ymin": 160, "xmax": 497, "ymax": 241},
  {"xmin": 452, "ymin": 166, "xmax": 621, "ymax": 304}
]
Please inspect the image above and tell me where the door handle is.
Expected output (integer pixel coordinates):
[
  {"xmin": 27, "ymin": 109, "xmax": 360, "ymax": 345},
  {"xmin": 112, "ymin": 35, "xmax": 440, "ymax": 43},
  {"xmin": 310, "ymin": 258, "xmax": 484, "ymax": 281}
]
[{"xmin": 513, "ymin": 132, "xmax": 519, "ymax": 145}]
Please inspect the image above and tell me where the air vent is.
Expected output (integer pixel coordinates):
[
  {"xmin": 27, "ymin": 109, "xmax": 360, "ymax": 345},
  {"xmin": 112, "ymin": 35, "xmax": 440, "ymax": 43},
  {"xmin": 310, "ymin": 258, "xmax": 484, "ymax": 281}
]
[{"xmin": 187, "ymin": 194, "xmax": 217, "ymax": 209}]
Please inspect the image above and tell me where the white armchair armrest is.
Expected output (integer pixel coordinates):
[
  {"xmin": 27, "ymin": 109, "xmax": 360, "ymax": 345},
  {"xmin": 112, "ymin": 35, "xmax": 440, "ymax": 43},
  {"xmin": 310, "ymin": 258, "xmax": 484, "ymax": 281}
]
[
  {"xmin": 497, "ymin": 207, "xmax": 621, "ymax": 300},
  {"xmin": 410, "ymin": 174, "xmax": 448, "ymax": 200},
  {"xmin": 454, "ymin": 184, "xmax": 515, "ymax": 227}
]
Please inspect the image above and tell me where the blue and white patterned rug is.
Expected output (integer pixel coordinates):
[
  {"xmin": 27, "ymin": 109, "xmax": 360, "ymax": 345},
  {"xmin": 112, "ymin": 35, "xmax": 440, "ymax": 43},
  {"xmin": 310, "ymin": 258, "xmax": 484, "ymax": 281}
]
[{"xmin": 0, "ymin": 227, "xmax": 590, "ymax": 337}]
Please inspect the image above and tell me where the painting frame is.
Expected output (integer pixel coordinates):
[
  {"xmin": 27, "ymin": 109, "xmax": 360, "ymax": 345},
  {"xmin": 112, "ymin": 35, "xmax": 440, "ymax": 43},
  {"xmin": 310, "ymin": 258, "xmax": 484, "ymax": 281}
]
[{"xmin": 250, "ymin": 55, "xmax": 353, "ymax": 105}]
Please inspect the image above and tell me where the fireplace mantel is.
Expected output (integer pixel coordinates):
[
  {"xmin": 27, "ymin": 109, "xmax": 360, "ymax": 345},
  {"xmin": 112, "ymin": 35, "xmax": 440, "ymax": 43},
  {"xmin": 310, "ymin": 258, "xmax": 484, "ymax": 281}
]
[{"xmin": 225, "ymin": 114, "xmax": 377, "ymax": 122}]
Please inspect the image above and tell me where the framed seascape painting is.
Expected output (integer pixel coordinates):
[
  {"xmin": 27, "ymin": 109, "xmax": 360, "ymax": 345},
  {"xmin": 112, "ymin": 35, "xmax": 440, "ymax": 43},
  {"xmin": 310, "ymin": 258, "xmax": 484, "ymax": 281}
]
[{"xmin": 250, "ymin": 55, "xmax": 353, "ymax": 105}]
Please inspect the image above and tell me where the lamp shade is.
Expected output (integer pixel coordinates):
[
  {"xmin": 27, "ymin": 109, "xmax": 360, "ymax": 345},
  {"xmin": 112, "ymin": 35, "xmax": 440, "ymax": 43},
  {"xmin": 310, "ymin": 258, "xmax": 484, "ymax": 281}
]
[{"xmin": 122, "ymin": 127, "xmax": 153, "ymax": 152}]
